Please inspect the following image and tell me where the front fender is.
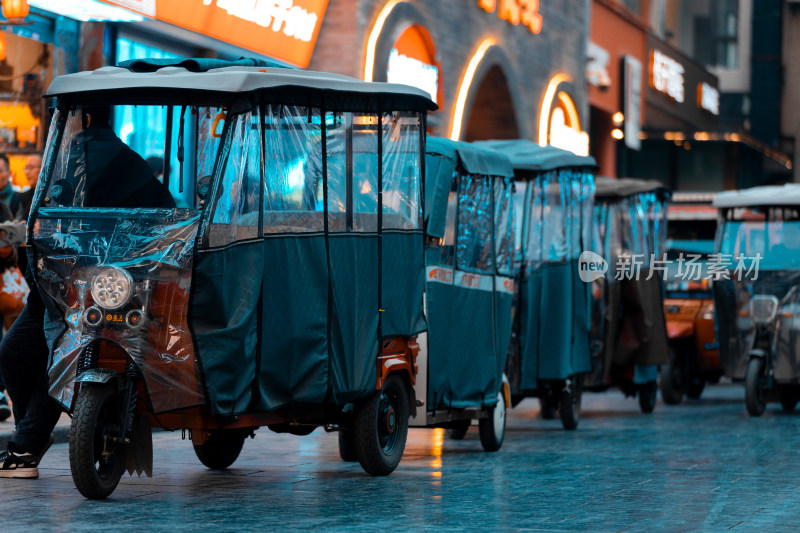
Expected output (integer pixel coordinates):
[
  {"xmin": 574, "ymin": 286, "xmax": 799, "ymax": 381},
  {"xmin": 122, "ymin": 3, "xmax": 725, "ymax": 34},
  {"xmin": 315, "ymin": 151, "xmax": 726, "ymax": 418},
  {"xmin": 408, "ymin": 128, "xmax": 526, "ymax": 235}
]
[{"xmin": 75, "ymin": 368, "xmax": 120, "ymax": 385}]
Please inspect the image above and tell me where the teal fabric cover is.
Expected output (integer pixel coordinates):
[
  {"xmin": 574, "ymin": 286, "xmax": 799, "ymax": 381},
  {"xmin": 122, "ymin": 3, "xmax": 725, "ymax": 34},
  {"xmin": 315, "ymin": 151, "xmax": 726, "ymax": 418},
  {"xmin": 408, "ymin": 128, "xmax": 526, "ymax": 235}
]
[
  {"xmin": 424, "ymin": 137, "xmax": 513, "ymax": 240},
  {"xmin": 381, "ymin": 232, "xmax": 426, "ymax": 337},
  {"xmin": 424, "ymin": 152, "xmax": 457, "ymax": 240},
  {"xmin": 193, "ymin": 232, "xmax": 423, "ymax": 416},
  {"xmin": 424, "ymin": 253, "xmax": 500, "ymax": 410},
  {"xmin": 327, "ymin": 235, "xmax": 380, "ymax": 404},
  {"xmin": 473, "ymin": 139, "xmax": 596, "ymax": 172},
  {"xmin": 518, "ymin": 261, "xmax": 592, "ymax": 388},
  {"xmin": 257, "ymin": 237, "xmax": 329, "ymax": 410},
  {"xmin": 192, "ymin": 241, "xmax": 264, "ymax": 416}
]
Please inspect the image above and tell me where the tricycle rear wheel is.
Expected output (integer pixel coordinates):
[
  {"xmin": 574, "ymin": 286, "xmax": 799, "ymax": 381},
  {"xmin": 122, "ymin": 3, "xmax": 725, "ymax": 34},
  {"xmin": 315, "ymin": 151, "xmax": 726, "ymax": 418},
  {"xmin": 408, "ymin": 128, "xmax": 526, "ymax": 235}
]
[
  {"xmin": 478, "ymin": 391, "xmax": 506, "ymax": 452},
  {"xmin": 353, "ymin": 373, "xmax": 408, "ymax": 476},
  {"xmin": 193, "ymin": 430, "xmax": 246, "ymax": 470},
  {"xmin": 69, "ymin": 383, "xmax": 128, "ymax": 500},
  {"xmin": 745, "ymin": 357, "xmax": 767, "ymax": 417}
]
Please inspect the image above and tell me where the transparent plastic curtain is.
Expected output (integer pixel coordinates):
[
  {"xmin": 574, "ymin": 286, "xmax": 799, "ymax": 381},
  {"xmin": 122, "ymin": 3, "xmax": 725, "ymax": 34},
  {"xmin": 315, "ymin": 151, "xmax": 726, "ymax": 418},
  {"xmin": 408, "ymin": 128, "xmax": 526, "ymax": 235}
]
[
  {"xmin": 381, "ymin": 111, "xmax": 421, "ymax": 230},
  {"xmin": 262, "ymin": 104, "xmax": 323, "ymax": 231},
  {"xmin": 541, "ymin": 171, "xmax": 569, "ymax": 262},
  {"xmin": 209, "ymin": 111, "xmax": 260, "ymax": 246},
  {"xmin": 36, "ymin": 210, "xmax": 204, "ymax": 412},
  {"xmin": 494, "ymin": 177, "xmax": 515, "ymax": 275},
  {"xmin": 456, "ymin": 174, "xmax": 493, "ymax": 273},
  {"xmin": 525, "ymin": 176, "xmax": 544, "ymax": 270}
]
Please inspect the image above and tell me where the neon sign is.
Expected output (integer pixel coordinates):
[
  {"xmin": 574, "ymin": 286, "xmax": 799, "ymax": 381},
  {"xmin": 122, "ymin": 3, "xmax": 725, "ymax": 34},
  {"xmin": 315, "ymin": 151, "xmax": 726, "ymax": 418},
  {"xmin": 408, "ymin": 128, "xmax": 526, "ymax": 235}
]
[
  {"xmin": 650, "ymin": 50, "xmax": 685, "ymax": 103},
  {"xmin": 477, "ymin": 0, "xmax": 542, "ymax": 34},
  {"xmin": 387, "ymin": 49, "xmax": 439, "ymax": 104}
]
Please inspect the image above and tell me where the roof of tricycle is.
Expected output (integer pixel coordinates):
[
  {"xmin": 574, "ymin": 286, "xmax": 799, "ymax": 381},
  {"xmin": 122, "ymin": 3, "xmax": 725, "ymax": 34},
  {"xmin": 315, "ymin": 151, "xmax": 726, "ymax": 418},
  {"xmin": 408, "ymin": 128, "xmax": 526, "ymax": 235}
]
[
  {"xmin": 712, "ymin": 184, "xmax": 800, "ymax": 208},
  {"xmin": 44, "ymin": 58, "xmax": 437, "ymax": 111},
  {"xmin": 424, "ymin": 137, "xmax": 514, "ymax": 239},
  {"xmin": 426, "ymin": 137, "xmax": 514, "ymax": 178},
  {"xmin": 471, "ymin": 139, "xmax": 596, "ymax": 173},
  {"xmin": 594, "ymin": 177, "xmax": 670, "ymax": 200}
]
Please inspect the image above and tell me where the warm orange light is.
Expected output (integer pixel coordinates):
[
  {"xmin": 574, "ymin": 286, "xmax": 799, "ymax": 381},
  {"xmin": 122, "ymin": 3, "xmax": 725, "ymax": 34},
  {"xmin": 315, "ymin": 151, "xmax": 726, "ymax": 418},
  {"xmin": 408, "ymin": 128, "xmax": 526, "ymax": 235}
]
[
  {"xmin": 364, "ymin": 0, "xmax": 403, "ymax": 82},
  {"xmin": 538, "ymin": 73, "xmax": 570, "ymax": 146},
  {"xmin": 611, "ymin": 128, "xmax": 624, "ymax": 140},
  {"xmin": 612, "ymin": 111, "xmax": 625, "ymax": 125},
  {"xmin": 0, "ymin": 102, "xmax": 39, "ymax": 146},
  {"xmin": 450, "ymin": 37, "xmax": 496, "ymax": 140},
  {"xmin": 0, "ymin": 32, "xmax": 6, "ymax": 62},
  {"xmin": 557, "ymin": 92, "xmax": 580, "ymax": 129},
  {"xmin": 2, "ymin": 0, "xmax": 29, "ymax": 21}
]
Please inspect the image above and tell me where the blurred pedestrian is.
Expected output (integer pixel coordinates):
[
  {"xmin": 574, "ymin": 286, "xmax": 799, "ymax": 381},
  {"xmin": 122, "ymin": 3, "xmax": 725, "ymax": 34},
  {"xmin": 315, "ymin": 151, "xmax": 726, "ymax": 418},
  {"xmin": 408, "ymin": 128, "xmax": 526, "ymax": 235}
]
[
  {"xmin": 0, "ymin": 155, "xmax": 19, "ymax": 217},
  {"xmin": 16, "ymin": 154, "xmax": 42, "ymax": 220}
]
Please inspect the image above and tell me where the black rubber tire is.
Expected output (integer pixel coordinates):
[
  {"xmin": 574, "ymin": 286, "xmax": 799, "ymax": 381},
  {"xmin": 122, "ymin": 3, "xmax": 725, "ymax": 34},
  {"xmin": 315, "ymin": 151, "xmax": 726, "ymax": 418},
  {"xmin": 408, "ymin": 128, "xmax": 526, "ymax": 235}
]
[
  {"xmin": 686, "ymin": 379, "xmax": 706, "ymax": 400},
  {"xmin": 193, "ymin": 431, "xmax": 246, "ymax": 470},
  {"xmin": 479, "ymin": 391, "xmax": 506, "ymax": 452},
  {"xmin": 559, "ymin": 377, "xmax": 582, "ymax": 431},
  {"xmin": 638, "ymin": 381, "xmax": 657, "ymax": 414},
  {"xmin": 539, "ymin": 396, "xmax": 557, "ymax": 419},
  {"xmin": 338, "ymin": 430, "xmax": 358, "ymax": 462},
  {"xmin": 446, "ymin": 420, "xmax": 470, "ymax": 440},
  {"xmin": 69, "ymin": 383, "xmax": 128, "ymax": 500},
  {"xmin": 353, "ymin": 373, "xmax": 409, "ymax": 476},
  {"xmin": 745, "ymin": 357, "xmax": 768, "ymax": 417},
  {"xmin": 659, "ymin": 352, "xmax": 684, "ymax": 405}
]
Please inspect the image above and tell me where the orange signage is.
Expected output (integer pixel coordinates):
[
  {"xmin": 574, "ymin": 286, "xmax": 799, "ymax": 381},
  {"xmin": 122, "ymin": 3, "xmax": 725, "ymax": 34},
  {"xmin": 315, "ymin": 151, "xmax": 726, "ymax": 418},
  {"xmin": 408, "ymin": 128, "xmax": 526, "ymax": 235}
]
[
  {"xmin": 477, "ymin": 0, "xmax": 542, "ymax": 34},
  {"xmin": 98, "ymin": 0, "xmax": 329, "ymax": 68}
]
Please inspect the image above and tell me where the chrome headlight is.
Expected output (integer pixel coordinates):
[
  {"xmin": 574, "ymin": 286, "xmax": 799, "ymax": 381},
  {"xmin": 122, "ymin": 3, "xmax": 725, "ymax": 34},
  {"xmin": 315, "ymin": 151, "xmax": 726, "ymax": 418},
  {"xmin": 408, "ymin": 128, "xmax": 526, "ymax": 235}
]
[
  {"xmin": 91, "ymin": 267, "xmax": 133, "ymax": 310},
  {"xmin": 750, "ymin": 295, "xmax": 779, "ymax": 325}
]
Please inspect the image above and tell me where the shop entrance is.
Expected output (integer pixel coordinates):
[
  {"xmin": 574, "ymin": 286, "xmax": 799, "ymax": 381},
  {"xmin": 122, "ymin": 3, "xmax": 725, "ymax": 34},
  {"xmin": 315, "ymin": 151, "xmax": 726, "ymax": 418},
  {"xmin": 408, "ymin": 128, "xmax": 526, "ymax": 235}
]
[{"xmin": 464, "ymin": 65, "xmax": 519, "ymax": 141}]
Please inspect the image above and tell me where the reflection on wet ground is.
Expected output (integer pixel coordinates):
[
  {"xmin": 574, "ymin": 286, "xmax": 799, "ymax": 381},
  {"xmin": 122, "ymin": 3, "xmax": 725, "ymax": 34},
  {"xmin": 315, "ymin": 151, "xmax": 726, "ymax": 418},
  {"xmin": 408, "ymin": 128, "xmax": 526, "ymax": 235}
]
[{"xmin": 3, "ymin": 384, "xmax": 799, "ymax": 531}]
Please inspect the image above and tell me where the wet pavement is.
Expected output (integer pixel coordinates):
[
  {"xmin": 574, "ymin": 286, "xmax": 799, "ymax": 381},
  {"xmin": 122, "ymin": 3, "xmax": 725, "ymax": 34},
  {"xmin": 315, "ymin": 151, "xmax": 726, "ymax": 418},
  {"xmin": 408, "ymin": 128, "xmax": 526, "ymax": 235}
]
[{"xmin": 2, "ymin": 384, "xmax": 800, "ymax": 532}]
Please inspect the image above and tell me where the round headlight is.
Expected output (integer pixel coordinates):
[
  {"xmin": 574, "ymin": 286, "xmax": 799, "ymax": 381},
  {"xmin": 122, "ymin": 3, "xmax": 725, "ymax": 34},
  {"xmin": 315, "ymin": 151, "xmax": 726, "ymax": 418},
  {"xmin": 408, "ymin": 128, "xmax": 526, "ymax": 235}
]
[{"xmin": 91, "ymin": 267, "xmax": 133, "ymax": 310}]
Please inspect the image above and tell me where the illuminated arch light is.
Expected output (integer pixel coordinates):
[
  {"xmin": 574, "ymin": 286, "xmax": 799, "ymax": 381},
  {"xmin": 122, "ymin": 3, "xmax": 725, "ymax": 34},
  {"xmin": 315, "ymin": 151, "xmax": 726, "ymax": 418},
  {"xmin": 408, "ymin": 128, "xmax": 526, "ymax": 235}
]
[
  {"xmin": 538, "ymin": 73, "xmax": 589, "ymax": 156},
  {"xmin": 364, "ymin": 0, "xmax": 403, "ymax": 82},
  {"xmin": 449, "ymin": 38, "xmax": 497, "ymax": 141}
]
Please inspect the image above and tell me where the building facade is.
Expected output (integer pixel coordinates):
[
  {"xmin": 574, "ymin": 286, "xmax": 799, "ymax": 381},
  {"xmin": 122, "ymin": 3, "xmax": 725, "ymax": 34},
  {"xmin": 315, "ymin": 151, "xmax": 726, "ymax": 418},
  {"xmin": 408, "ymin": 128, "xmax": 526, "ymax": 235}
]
[{"xmin": 311, "ymin": 0, "xmax": 591, "ymax": 150}]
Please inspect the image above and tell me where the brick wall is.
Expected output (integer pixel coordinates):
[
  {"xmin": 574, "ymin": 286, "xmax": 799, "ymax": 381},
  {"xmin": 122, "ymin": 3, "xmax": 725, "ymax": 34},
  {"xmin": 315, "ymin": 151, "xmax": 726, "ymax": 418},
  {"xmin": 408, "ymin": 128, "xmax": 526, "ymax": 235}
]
[{"xmin": 310, "ymin": 0, "xmax": 590, "ymax": 141}]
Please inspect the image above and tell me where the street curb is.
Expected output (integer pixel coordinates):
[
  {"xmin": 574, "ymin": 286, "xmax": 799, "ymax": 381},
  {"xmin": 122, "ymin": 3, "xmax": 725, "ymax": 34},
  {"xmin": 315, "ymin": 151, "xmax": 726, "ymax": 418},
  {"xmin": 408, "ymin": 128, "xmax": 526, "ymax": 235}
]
[{"xmin": 0, "ymin": 425, "xmax": 71, "ymax": 451}]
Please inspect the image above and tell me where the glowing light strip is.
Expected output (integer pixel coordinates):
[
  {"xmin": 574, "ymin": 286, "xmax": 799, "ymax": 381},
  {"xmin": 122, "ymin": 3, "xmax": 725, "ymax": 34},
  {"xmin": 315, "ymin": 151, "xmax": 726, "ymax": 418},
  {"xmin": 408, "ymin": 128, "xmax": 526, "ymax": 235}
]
[
  {"xmin": 364, "ymin": 0, "xmax": 402, "ymax": 82},
  {"xmin": 557, "ymin": 92, "xmax": 580, "ymax": 129},
  {"xmin": 538, "ymin": 73, "xmax": 570, "ymax": 146},
  {"xmin": 450, "ymin": 38, "xmax": 496, "ymax": 141}
]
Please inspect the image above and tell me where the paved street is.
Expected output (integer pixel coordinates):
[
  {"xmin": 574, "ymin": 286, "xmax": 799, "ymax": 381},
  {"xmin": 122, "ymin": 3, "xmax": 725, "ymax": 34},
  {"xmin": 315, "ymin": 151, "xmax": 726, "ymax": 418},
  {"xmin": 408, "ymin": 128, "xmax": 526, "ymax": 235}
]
[{"xmin": 2, "ymin": 384, "xmax": 799, "ymax": 532}]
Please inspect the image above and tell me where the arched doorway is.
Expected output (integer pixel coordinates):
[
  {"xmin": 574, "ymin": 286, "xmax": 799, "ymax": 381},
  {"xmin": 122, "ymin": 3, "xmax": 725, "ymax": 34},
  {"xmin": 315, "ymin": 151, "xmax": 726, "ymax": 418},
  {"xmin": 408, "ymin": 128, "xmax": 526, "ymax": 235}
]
[{"xmin": 464, "ymin": 65, "xmax": 519, "ymax": 142}]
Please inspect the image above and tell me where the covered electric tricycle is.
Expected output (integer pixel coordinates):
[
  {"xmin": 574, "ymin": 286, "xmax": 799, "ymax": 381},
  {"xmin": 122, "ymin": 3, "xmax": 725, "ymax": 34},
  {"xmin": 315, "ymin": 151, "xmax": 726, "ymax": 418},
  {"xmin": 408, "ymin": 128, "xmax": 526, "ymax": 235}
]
[
  {"xmin": 407, "ymin": 137, "xmax": 514, "ymax": 450},
  {"xmin": 712, "ymin": 184, "xmax": 800, "ymax": 416},
  {"xmin": 473, "ymin": 140, "xmax": 596, "ymax": 430},
  {"xmin": 585, "ymin": 177, "xmax": 670, "ymax": 413},
  {"xmin": 32, "ymin": 59, "xmax": 435, "ymax": 499}
]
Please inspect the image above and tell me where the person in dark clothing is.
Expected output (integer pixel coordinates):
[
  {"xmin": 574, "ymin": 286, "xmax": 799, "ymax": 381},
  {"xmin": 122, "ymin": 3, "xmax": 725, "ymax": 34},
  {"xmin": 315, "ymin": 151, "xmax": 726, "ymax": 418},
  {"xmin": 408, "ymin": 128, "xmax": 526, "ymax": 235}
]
[
  {"xmin": 0, "ymin": 198, "xmax": 18, "ymax": 422},
  {"xmin": 0, "ymin": 105, "xmax": 175, "ymax": 478},
  {"xmin": 0, "ymin": 154, "xmax": 19, "ymax": 216},
  {"xmin": 15, "ymin": 153, "xmax": 42, "ymax": 220}
]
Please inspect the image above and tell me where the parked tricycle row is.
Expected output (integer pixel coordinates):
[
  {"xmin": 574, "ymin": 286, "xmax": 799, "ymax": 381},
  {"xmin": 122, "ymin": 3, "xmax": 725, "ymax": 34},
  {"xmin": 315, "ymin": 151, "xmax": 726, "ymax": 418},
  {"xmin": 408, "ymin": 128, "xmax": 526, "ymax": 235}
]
[{"xmin": 27, "ymin": 60, "xmax": 792, "ymax": 500}]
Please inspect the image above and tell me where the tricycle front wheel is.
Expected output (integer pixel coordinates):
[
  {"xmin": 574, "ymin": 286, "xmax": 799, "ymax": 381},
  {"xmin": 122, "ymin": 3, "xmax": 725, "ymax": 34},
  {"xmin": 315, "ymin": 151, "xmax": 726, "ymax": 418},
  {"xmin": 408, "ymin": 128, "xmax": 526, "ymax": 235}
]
[
  {"xmin": 193, "ymin": 430, "xmax": 246, "ymax": 470},
  {"xmin": 353, "ymin": 373, "xmax": 408, "ymax": 476},
  {"xmin": 69, "ymin": 383, "xmax": 128, "ymax": 500}
]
